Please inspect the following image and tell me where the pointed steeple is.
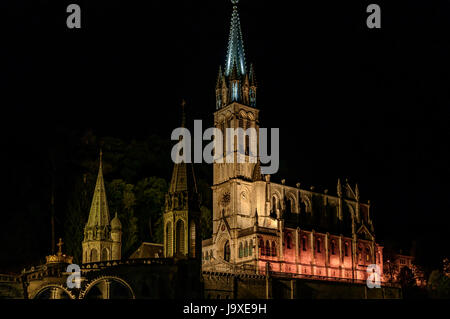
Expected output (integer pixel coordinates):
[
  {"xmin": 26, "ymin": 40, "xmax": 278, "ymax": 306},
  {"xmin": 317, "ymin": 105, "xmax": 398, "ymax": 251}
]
[
  {"xmin": 164, "ymin": 103, "xmax": 202, "ymax": 259},
  {"xmin": 169, "ymin": 101, "xmax": 198, "ymax": 196},
  {"xmin": 225, "ymin": 0, "xmax": 246, "ymax": 77},
  {"xmin": 216, "ymin": 66, "xmax": 223, "ymax": 89},
  {"xmin": 86, "ymin": 150, "xmax": 110, "ymax": 228}
]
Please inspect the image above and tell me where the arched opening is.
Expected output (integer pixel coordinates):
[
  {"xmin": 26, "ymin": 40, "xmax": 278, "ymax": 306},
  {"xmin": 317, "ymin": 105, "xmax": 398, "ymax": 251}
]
[
  {"xmin": 286, "ymin": 234, "xmax": 292, "ymax": 249},
  {"xmin": 259, "ymin": 239, "xmax": 264, "ymax": 256},
  {"xmin": 344, "ymin": 242, "xmax": 349, "ymax": 256},
  {"xmin": 176, "ymin": 220, "xmax": 185, "ymax": 255},
  {"xmin": 331, "ymin": 241, "xmax": 336, "ymax": 255},
  {"xmin": 189, "ymin": 221, "xmax": 196, "ymax": 257},
  {"xmin": 271, "ymin": 196, "xmax": 277, "ymax": 218},
  {"xmin": 166, "ymin": 222, "xmax": 173, "ymax": 256},
  {"xmin": 33, "ymin": 286, "xmax": 74, "ymax": 299},
  {"xmin": 83, "ymin": 277, "xmax": 135, "ymax": 299},
  {"xmin": 244, "ymin": 241, "xmax": 248, "ymax": 257},
  {"xmin": 224, "ymin": 240, "xmax": 230, "ymax": 262},
  {"xmin": 285, "ymin": 198, "xmax": 292, "ymax": 214},
  {"xmin": 101, "ymin": 248, "xmax": 109, "ymax": 261},
  {"xmin": 249, "ymin": 239, "xmax": 253, "ymax": 256},
  {"xmin": 300, "ymin": 201, "xmax": 307, "ymax": 214},
  {"xmin": 316, "ymin": 239, "xmax": 321, "ymax": 253},
  {"xmin": 265, "ymin": 240, "xmax": 270, "ymax": 256},
  {"xmin": 271, "ymin": 241, "xmax": 277, "ymax": 257},
  {"xmin": 239, "ymin": 242, "xmax": 243, "ymax": 258},
  {"xmin": 90, "ymin": 249, "xmax": 98, "ymax": 262},
  {"xmin": 302, "ymin": 237, "xmax": 307, "ymax": 251}
]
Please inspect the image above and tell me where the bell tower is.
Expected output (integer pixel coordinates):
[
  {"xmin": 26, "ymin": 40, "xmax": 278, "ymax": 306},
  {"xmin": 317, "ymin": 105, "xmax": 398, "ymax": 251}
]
[
  {"xmin": 163, "ymin": 101, "xmax": 202, "ymax": 259},
  {"xmin": 213, "ymin": 0, "xmax": 260, "ymax": 186},
  {"xmin": 209, "ymin": 0, "xmax": 264, "ymax": 265},
  {"xmin": 82, "ymin": 151, "xmax": 121, "ymax": 263}
]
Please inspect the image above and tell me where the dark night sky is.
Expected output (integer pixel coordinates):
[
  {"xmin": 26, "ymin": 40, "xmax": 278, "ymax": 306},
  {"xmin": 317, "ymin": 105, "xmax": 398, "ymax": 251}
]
[{"xmin": 1, "ymin": 0, "xmax": 450, "ymax": 271}]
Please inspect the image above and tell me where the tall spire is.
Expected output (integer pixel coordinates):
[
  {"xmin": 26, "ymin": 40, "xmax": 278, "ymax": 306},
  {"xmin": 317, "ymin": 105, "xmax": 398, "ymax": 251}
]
[
  {"xmin": 86, "ymin": 150, "xmax": 110, "ymax": 228},
  {"xmin": 225, "ymin": 0, "xmax": 246, "ymax": 77},
  {"xmin": 169, "ymin": 101, "xmax": 198, "ymax": 195}
]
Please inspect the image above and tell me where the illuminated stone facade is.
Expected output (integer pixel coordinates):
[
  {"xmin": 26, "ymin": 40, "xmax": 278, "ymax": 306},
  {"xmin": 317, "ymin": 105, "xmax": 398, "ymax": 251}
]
[{"xmin": 201, "ymin": 0, "xmax": 384, "ymax": 284}]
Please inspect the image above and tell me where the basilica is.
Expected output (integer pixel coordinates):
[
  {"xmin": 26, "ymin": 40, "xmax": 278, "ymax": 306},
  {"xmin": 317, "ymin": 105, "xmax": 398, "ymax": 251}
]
[{"xmin": 0, "ymin": 0, "xmax": 404, "ymax": 299}]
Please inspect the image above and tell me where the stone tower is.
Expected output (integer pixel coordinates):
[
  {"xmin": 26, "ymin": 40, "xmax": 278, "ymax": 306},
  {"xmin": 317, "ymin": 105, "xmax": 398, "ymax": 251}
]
[
  {"xmin": 163, "ymin": 102, "xmax": 202, "ymax": 259},
  {"xmin": 210, "ymin": 0, "xmax": 263, "ymax": 265},
  {"xmin": 82, "ymin": 151, "xmax": 122, "ymax": 263}
]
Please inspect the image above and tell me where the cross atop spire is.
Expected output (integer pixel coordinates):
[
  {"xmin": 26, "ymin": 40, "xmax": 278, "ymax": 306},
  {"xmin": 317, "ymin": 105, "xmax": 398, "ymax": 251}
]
[{"xmin": 225, "ymin": 0, "xmax": 246, "ymax": 77}]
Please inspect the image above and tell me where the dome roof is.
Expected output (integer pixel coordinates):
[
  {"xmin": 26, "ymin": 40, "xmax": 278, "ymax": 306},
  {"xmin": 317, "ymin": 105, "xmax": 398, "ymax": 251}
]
[{"xmin": 111, "ymin": 212, "xmax": 122, "ymax": 230}]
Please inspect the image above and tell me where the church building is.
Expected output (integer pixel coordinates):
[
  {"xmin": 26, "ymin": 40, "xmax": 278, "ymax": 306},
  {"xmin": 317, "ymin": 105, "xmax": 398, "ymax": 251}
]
[{"xmin": 201, "ymin": 0, "xmax": 385, "ymax": 284}]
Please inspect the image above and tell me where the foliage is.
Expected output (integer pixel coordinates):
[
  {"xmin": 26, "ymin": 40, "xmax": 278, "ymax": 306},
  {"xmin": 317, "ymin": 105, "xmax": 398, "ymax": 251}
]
[
  {"xmin": 106, "ymin": 179, "xmax": 139, "ymax": 258},
  {"xmin": 64, "ymin": 175, "xmax": 92, "ymax": 264},
  {"xmin": 134, "ymin": 177, "xmax": 168, "ymax": 244},
  {"xmin": 427, "ymin": 269, "xmax": 450, "ymax": 298},
  {"xmin": 60, "ymin": 132, "xmax": 214, "ymax": 262}
]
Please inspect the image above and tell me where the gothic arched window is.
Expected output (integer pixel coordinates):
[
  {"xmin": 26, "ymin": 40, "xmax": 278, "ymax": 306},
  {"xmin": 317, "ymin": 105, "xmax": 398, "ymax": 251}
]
[
  {"xmin": 317, "ymin": 239, "xmax": 321, "ymax": 253},
  {"xmin": 300, "ymin": 201, "xmax": 307, "ymax": 214},
  {"xmin": 272, "ymin": 241, "xmax": 277, "ymax": 257},
  {"xmin": 189, "ymin": 221, "xmax": 196, "ymax": 257},
  {"xmin": 166, "ymin": 222, "xmax": 173, "ymax": 256},
  {"xmin": 331, "ymin": 241, "xmax": 336, "ymax": 255},
  {"xmin": 344, "ymin": 242, "xmax": 349, "ymax": 257},
  {"xmin": 101, "ymin": 248, "xmax": 108, "ymax": 261},
  {"xmin": 90, "ymin": 249, "xmax": 98, "ymax": 262},
  {"xmin": 260, "ymin": 239, "xmax": 264, "ymax": 256},
  {"xmin": 176, "ymin": 220, "xmax": 185, "ymax": 255},
  {"xmin": 284, "ymin": 197, "xmax": 291, "ymax": 215},
  {"xmin": 286, "ymin": 234, "xmax": 292, "ymax": 249},
  {"xmin": 239, "ymin": 242, "xmax": 243, "ymax": 258},
  {"xmin": 224, "ymin": 241, "xmax": 231, "ymax": 262},
  {"xmin": 244, "ymin": 241, "xmax": 248, "ymax": 257},
  {"xmin": 245, "ymin": 135, "xmax": 249, "ymax": 156},
  {"xmin": 221, "ymin": 122, "xmax": 226, "ymax": 157},
  {"xmin": 271, "ymin": 196, "xmax": 277, "ymax": 217},
  {"xmin": 302, "ymin": 237, "xmax": 307, "ymax": 251},
  {"xmin": 266, "ymin": 240, "xmax": 270, "ymax": 256},
  {"xmin": 249, "ymin": 239, "xmax": 253, "ymax": 256}
]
